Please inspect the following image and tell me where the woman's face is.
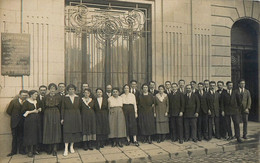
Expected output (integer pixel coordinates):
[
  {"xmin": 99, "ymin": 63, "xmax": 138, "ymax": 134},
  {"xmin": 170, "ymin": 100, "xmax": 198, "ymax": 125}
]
[
  {"xmin": 68, "ymin": 88, "xmax": 75, "ymax": 95},
  {"xmin": 112, "ymin": 90, "xmax": 119, "ymax": 97},
  {"xmin": 124, "ymin": 85, "xmax": 129, "ymax": 93},
  {"xmin": 31, "ymin": 92, "xmax": 38, "ymax": 100},
  {"xmin": 159, "ymin": 87, "xmax": 164, "ymax": 94},
  {"xmin": 83, "ymin": 90, "xmax": 91, "ymax": 98},
  {"xmin": 142, "ymin": 85, "xmax": 148, "ymax": 93},
  {"xmin": 49, "ymin": 86, "xmax": 56, "ymax": 94},
  {"xmin": 96, "ymin": 90, "xmax": 103, "ymax": 97}
]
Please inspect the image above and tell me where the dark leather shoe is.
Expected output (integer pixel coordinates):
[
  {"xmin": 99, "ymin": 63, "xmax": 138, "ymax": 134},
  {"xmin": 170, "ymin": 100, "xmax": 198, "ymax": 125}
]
[
  {"xmin": 227, "ymin": 136, "xmax": 232, "ymax": 141},
  {"xmin": 134, "ymin": 141, "xmax": 139, "ymax": 147},
  {"xmin": 198, "ymin": 137, "xmax": 202, "ymax": 141},
  {"xmin": 7, "ymin": 153, "xmax": 16, "ymax": 157},
  {"xmin": 237, "ymin": 138, "xmax": 243, "ymax": 143},
  {"xmin": 242, "ymin": 135, "xmax": 247, "ymax": 139},
  {"xmin": 112, "ymin": 142, "xmax": 117, "ymax": 147},
  {"xmin": 100, "ymin": 144, "xmax": 104, "ymax": 148},
  {"xmin": 28, "ymin": 152, "xmax": 33, "ymax": 157},
  {"xmin": 184, "ymin": 139, "xmax": 189, "ymax": 142},
  {"xmin": 126, "ymin": 141, "xmax": 130, "ymax": 146},
  {"xmin": 34, "ymin": 151, "xmax": 40, "ymax": 155},
  {"xmin": 118, "ymin": 142, "xmax": 123, "ymax": 148},
  {"xmin": 19, "ymin": 151, "xmax": 26, "ymax": 155},
  {"xmin": 52, "ymin": 151, "xmax": 57, "ymax": 156},
  {"xmin": 192, "ymin": 139, "xmax": 198, "ymax": 143},
  {"xmin": 179, "ymin": 140, "xmax": 183, "ymax": 144}
]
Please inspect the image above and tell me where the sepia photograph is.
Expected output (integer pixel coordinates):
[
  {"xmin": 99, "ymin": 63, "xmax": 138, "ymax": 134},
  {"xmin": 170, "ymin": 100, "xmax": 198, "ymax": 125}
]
[{"xmin": 0, "ymin": 0, "xmax": 259, "ymax": 162}]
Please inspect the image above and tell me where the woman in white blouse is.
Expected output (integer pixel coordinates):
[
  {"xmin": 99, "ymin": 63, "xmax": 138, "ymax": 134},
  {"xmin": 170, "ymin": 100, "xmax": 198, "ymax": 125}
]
[
  {"xmin": 108, "ymin": 87, "xmax": 127, "ymax": 147},
  {"xmin": 121, "ymin": 84, "xmax": 139, "ymax": 146}
]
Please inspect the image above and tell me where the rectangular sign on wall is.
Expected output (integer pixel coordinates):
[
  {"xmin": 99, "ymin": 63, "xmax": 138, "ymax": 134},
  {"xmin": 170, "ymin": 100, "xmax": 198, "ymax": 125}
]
[{"xmin": 1, "ymin": 33, "xmax": 30, "ymax": 76}]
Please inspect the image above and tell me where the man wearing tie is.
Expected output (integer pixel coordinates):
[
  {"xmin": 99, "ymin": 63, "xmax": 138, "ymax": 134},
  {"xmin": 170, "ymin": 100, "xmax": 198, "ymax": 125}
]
[
  {"xmin": 58, "ymin": 83, "xmax": 66, "ymax": 96},
  {"xmin": 221, "ymin": 81, "xmax": 242, "ymax": 143},
  {"xmin": 204, "ymin": 80, "xmax": 210, "ymax": 93},
  {"xmin": 178, "ymin": 79, "xmax": 186, "ymax": 94},
  {"xmin": 130, "ymin": 80, "xmax": 140, "ymax": 102},
  {"xmin": 184, "ymin": 85, "xmax": 200, "ymax": 142},
  {"xmin": 149, "ymin": 81, "xmax": 159, "ymax": 96},
  {"xmin": 6, "ymin": 90, "xmax": 29, "ymax": 156},
  {"xmin": 104, "ymin": 84, "xmax": 112, "ymax": 99},
  {"xmin": 238, "ymin": 79, "xmax": 251, "ymax": 139},
  {"xmin": 190, "ymin": 81, "xmax": 198, "ymax": 93},
  {"xmin": 164, "ymin": 81, "xmax": 172, "ymax": 95},
  {"xmin": 217, "ymin": 81, "xmax": 227, "ymax": 139}
]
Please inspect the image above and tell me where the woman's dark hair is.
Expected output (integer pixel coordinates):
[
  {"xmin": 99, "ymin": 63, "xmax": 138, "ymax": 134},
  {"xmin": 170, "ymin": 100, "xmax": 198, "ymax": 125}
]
[
  {"xmin": 28, "ymin": 90, "xmax": 38, "ymax": 97},
  {"xmin": 158, "ymin": 85, "xmax": 165, "ymax": 90},
  {"xmin": 123, "ymin": 84, "xmax": 130, "ymax": 90},
  {"xmin": 96, "ymin": 88, "xmax": 104, "ymax": 93},
  {"xmin": 66, "ymin": 84, "xmax": 77, "ymax": 91},
  {"xmin": 39, "ymin": 85, "xmax": 47, "ymax": 90},
  {"xmin": 83, "ymin": 88, "xmax": 92, "ymax": 94},
  {"xmin": 112, "ymin": 87, "xmax": 120, "ymax": 92},
  {"xmin": 141, "ymin": 83, "xmax": 149, "ymax": 89},
  {"xmin": 48, "ymin": 83, "xmax": 57, "ymax": 90}
]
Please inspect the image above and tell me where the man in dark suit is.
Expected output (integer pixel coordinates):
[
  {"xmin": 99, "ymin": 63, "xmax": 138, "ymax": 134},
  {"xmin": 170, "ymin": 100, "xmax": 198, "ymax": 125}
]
[
  {"xmin": 149, "ymin": 81, "xmax": 159, "ymax": 96},
  {"xmin": 190, "ymin": 81, "xmax": 198, "ymax": 93},
  {"xmin": 104, "ymin": 84, "xmax": 112, "ymax": 99},
  {"xmin": 130, "ymin": 80, "xmax": 140, "ymax": 102},
  {"xmin": 207, "ymin": 81, "xmax": 221, "ymax": 140},
  {"xmin": 204, "ymin": 80, "xmax": 210, "ymax": 93},
  {"xmin": 237, "ymin": 79, "xmax": 251, "ymax": 139},
  {"xmin": 217, "ymin": 81, "xmax": 227, "ymax": 139},
  {"xmin": 6, "ymin": 90, "xmax": 29, "ymax": 156},
  {"xmin": 78, "ymin": 83, "xmax": 95, "ymax": 98},
  {"xmin": 184, "ymin": 84, "xmax": 200, "ymax": 142},
  {"xmin": 221, "ymin": 81, "xmax": 242, "ymax": 143},
  {"xmin": 196, "ymin": 82, "xmax": 209, "ymax": 141},
  {"xmin": 168, "ymin": 83, "xmax": 185, "ymax": 144},
  {"xmin": 164, "ymin": 81, "xmax": 172, "ymax": 95},
  {"xmin": 178, "ymin": 79, "xmax": 186, "ymax": 94},
  {"xmin": 58, "ymin": 83, "xmax": 66, "ymax": 96}
]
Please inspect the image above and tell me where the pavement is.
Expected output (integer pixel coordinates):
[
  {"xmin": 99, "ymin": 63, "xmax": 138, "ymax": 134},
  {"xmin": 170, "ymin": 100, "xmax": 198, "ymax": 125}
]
[{"xmin": 1, "ymin": 122, "xmax": 260, "ymax": 163}]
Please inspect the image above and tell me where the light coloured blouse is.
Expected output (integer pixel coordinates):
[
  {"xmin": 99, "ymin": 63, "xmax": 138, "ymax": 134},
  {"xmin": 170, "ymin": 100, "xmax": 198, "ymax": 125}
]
[
  {"xmin": 121, "ymin": 93, "xmax": 137, "ymax": 113},
  {"xmin": 108, "ymin": 96, "xmax": 123, "ymax": 108}
]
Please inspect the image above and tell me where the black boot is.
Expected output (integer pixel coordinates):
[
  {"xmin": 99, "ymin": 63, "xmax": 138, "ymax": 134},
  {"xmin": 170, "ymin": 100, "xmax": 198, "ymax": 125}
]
[
  {"xmin": 88, "ymin": 141, "xmax": 93, "ymax": 150},
  {"xmin": 157, "ymin": 135, "xmax": 161, "ymax": 143},
  {"xmin": 83, "ymin": 142, "xmax": 88, "ymax": 151},
  {"xmin": 112, "ymin": 139, "xmax": 117, "ymax": 147},
  {"xmin": 148, "ymin": 136, "xmax": 152, "ymax": 144},
  {"xmin": 118, "ymin": 139, "xmax": 123, "ymax": 148},
  {"xmin": 96, "ymin": 141, "xmax": 100, "ymax": 150},
  {"xmin": 52, "ymin": 144, "xmax": 57, "ymax": 156}
]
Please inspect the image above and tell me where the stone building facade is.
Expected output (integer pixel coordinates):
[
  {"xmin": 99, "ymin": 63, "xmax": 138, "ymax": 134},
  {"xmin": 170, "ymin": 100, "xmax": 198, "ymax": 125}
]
[{"xmin": 0, "ymin": 0, "xmax": 259, "ymax": 156}]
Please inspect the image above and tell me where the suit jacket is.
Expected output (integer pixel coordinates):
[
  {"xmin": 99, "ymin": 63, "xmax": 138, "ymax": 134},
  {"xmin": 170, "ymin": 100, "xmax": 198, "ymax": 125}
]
[
  {"xmin": 130, "ymin": 89, "xmax": 140, "ymax": 104},
  {"xmin": 149, "ymin": 89, "xmax": 159, "ymax": 96},
  {"xmin": 178, "ymin": 88, "xmax": 186, "ymax": 94},
  {"xmin": 36, "ymin": 95, "xmax": 45, "ymax": 112},
  {"xmin": 6, "ymin": 98, "xmax": 24, "ymax": 128},
  {"xmin": 221, "ymin": 89, "xmax": 241, "ymax": 115},
  {"xmin": 168, "ymin": 91, "xmax": 184, "ymax": 116},
  {"xmin": 196, "ymin": 91, "xmax": 209, "ymax": 114},
  {"xmin": 207, "ymin": 91, "xmax": 221, "ymax": 117},
  {"xmin": 93, "ymin": 97, "xmax": 108, "ymax": 112},
  {"xmin": 164, "ymin": 89, "xmax": 172, "ymax": 95},
  {"xmin": 237, "ymin": 88, "xmax": 251, "ymax": 113},
  {"xmin": 184, "ymin": 93, "xmax": 200, "ymax": 118}
]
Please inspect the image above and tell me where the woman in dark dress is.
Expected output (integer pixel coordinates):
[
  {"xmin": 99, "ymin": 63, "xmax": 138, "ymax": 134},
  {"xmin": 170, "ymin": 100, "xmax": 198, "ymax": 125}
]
[
  {"xmin": 94, "ymin": 88, "xmax": 109, "ymax": 150},
  {"xmin": 80, "ymin": 88, "xmax": 96, "ymax": 150},
  {"xmin": 121, "ymin": 84, "xmax": 139, "ymax": 146},
  {"xmin": 154, "ymin": 85, "xmax": 169, "ymax": 143},
  {"xmin": 42, "ymin": 83, "xmax": 62, "ymax": 156},
  {"xmin": 61, "ymin": 84, "xmax": 82, "ymax": 157},
  {"xmin": 22, "ymin": 90, "xmax": 42, "ymax": 157},
  {"xmin": 138, "ymin": 84, "xmax": 156, "ymax": 144}
]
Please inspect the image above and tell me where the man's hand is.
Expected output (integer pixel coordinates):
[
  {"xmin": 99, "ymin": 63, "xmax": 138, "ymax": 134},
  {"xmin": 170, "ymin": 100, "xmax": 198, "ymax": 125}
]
[
  {"xmin": 245, "ymin": 109, "xmax": 249, "ymax": 114},
  {"xmin": 208, "ymin": 110, "xmax": 211, "ymax": 115},
  {"xmin": 61, "ymin": 119, "xmax": 64, "ymax": 125},
  {"xmin": 179, "ymin": 112, "xmax": 183, "ymax": 117},
  {"xmin": 154, "ymin": 113, "xmax": 156, "ymax": 117},
  {"xmin": 165, "ymin": 112, "xmax": 168, "ymax": 117},
  {"xmin": 222, "ymin": 111, "xmax": 225, "ymax": 117},
  {"xmin": 194, "ymin": 113, "xmax": 199, "ymax": 117}
]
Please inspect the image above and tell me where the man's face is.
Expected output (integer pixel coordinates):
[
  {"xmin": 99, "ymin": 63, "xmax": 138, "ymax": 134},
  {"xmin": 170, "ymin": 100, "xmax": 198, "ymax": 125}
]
[
  {"xmin": 131, "ymin": 82, "xmax": 137, "ymax": 89},
  {"xmin": 227, "ymin": 83, "xmax": 233, "ymax": 90},
  {"xmin": 142, "ymin": 85, "xmax": 148, "ymax": 93},
  {"xmin": 58, "ymin": 84, "xmax": 66, "ymax": 92},
  {"xmin": 240, "ymin": 81, "xmax": 246, "ymax": 88},
  {"xmin": 204, "ymin": 81, "xmax": 209, "ymax": 88},
  {"xmin": 210, "ymin": 83, "xmax": 216, "ymax": 90},
  {"xmin": 198, "ymin": 84, "xmax": 204, "ymax": 91},
  {"xmin": 172, "ymin": 84, "xmax": 178, "ymax": 91},
  {"xmin": 106, "ymin": 85, "xmax": 112, "ymax": 93},
  {"xmin": 179, "ymin": 81, "xmax": 185, "ymax": 88},
  {"xmin": 190, "ymin": 82, "xmax": 196, "ymax": 89},
  {"xmin": 217, "ymin": 83, "xmax": 223, "ymax": 90},
  {"xmin": 149, "ymin": 83, "xmax": 155, "ymax": 90},
  {"xmin": 165, "ymin": 82, "xmax": 171, "ymax": 89},
  {"xmin": 39, "ymin": 87, "xmax": 47, "ymax": 96},
  {"xmin": 186, "ymin": 86, "xmax": 191, "ymax": 93},
  {"xmin": 20, "ymin": 92, "xmax": 28, "ymax": 101},
  {"xmin": 82, "ymin": 84, "xmax": 89, "ymax": 90}
]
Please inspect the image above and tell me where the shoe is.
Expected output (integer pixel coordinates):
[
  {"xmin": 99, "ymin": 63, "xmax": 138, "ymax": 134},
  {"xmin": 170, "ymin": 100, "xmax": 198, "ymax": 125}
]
[
  {"xmin": 28, "ymin": 152, "xmax": 33, "ymax": 157},
  {"xmin": 237, "ymin": 138, "xmax": 243, "ymax": 143},
  {"xmin": 100, "ymin": 144, "xmax": 104, "ymax": 148},
  {"xmin": 33, "ymin": 151, "xmax": 40, "ymax": 155},
  {"xmin": 112, "ymin": 141, "xmax": 117, "ymax": 147},
  {"xmin": 179, "ymin": 140, "xmax": 183, "ymax": 144},
  {"xmin": 126, "ymin": 141, "xmax": 130, "ymax": 146},
  {"xmin": 198, "ymin": 137, "xmax": 202, "ymax": 141},
  {"xmin": 134, "ymin": 141, "xmax": 139, "ymax": 147},
  {"xmin": 19, "ymin": 151, "xmax": 26, "ymax": 155},
  {"xmin": 96, "ymin": 146, "xmax": 100, "ymax": 150},
  {"xmin": 63, "ymin": 150, "xmax": 68, "ymax": 157},
  {"xmin": 70, "ymin": 147, "xmax": 75, "ymax": 153},
  {"xmin": 83, "ymin": 146, "xmax": 88, "ymax": 151},
  {"xmin": 204, "ymin": 137, "xmax": 209, "ymax": 141},
  {"xmin": 184, "ymin": 139, "xmax": 188, "ymax": 142},
  {"xmin": 52, "ymin": 151, "xmax": 57, "ymax": 156},
  {"xmin": 148, "ymin": 137, "xmax": 152, "ymax": 144},
  {"xmin": 118, "ymin": 142, "xmax": 123, "ymax": 148},
  {"xmin": 157, "ymin": 139, "xmax": 161, "ymax": 143},
  {"xmin": 227, "ymin": 136, "xmax": 232, "ymax": 141},
  {"xmin": 216, "ymin": 136, "xmax": 221, "ymax": 139},
  {"xmin": 192, "ymin": 139, "xmax": 198, "ymax": 143},
  {"xmin": 7, "ymin": 153, "xmax": 16, "ymax": 157},
  {"xmin": 242, "ymin": 135, "xmax": 247, "ymax": 139}
]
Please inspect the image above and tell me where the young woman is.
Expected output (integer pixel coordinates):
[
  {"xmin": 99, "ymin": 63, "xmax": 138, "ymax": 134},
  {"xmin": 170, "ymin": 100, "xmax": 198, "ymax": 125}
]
[
  {"xmin": 121, "ymin": 84, "xmax": 139, "ymax": 146},
  {"xmin": 108, "ymin": 88, "xmax": 127, "ymax": 147},
  {"xmin": 94, "ymin": 88, "xmax": 109, "ymax": 150},
  {"xmin": 42, "ymin": 83, "xmax": 62, "ymax": 156},
  {"xmin": 154, "ymin": 85, "xmax": 169, "ymax": 143},
  {"xmin": 80, "ymin": 88, "xmax": 96, "ymax": 150},
  {"xmin": 22, "ymin": 90, "xmax": 42, "ymax": 157},
  {"xmin": 61, "ymin": 84, "xmax": 82, "ymax": 156},
  {"xmin": 138, "ymin": 84, "xmax": 156, "ymax": 144}
]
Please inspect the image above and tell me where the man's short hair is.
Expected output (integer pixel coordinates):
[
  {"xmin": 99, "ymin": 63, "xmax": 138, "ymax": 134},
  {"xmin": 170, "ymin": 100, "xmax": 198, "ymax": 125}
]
[
  {"xmin": 226, "ymin": 81, "xmax": 233, "ymax": 86},
  {"xmin": 19, "ymin": 90, "xmax": 29, "ymax": 95}
]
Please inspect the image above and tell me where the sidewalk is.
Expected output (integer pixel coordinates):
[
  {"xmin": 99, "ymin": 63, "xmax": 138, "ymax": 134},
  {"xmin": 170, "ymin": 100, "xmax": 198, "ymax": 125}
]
[{"xmin": 1, "ymin": 122, "xmax": 260, "ymax": 163}]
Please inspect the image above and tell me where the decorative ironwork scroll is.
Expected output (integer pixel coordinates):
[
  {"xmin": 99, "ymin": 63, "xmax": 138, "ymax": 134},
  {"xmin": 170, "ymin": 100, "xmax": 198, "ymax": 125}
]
[{"xmin": 65, "ymin": 2, "xmax": 147, "ymax": 45}]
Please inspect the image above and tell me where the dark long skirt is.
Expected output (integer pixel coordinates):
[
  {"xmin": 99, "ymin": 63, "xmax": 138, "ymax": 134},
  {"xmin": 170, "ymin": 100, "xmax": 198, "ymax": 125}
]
[
  {"xmin": 138, "ymin": 108, "xmax": 156, "ymax": 136},
  {"xmin": 122, "ymin": 104, "xmax": 137, "ymax": 136},
  {"xmin": 82, "ymin": 109, "xmax": 96, "ymax": 135},
  {"xmin": 23, "ymin": 113, "xmax": 42, "ymax": 146},
  {"xmin": 63, "ymin": 109, "xmax": 82, "ymax": 143},
  {"xmin": 43, "ymin": 107, "xmax": 62, "ymax": 144},
  {"xmin": 96, "ymin": 110, "xmax": 110, "ymax": 136}
]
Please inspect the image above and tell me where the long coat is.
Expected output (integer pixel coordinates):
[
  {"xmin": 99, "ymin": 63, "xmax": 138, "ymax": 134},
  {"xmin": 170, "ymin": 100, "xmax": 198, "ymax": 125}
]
[{"xmin": 6, "ymin": 99, "xmax": 24, "ymax": 129}]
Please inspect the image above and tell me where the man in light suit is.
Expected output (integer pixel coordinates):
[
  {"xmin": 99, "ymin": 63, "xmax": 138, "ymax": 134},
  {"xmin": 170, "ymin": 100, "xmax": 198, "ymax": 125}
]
[{"xmin": 237, "ymin": 79, "xmax": 251, "ymax": 139}]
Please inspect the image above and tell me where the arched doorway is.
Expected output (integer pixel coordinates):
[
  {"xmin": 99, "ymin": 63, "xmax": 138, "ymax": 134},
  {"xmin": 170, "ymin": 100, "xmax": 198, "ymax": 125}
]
[{"xmin": 231, "ymin": 19, "xmax": 259, "ymax": 121}]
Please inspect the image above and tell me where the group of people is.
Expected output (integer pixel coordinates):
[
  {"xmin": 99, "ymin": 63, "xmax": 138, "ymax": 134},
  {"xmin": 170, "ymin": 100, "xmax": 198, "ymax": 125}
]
[{"xmin": 6, "ymin": 79, "xmax": 251, "ymax": 158}]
